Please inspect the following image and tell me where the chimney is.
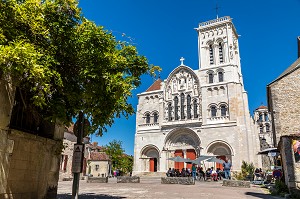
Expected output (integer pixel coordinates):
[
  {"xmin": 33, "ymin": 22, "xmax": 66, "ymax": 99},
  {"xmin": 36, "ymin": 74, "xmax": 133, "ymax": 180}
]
[{"xmin": 298, "ymin": 36, "xmax": 300, "ymax": 58}]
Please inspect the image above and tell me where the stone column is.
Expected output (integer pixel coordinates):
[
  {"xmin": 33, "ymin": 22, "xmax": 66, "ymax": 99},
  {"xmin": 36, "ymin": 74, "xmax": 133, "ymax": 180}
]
[{"xmin": 183, "ymin": 149, "xmax": 187, "ymax": 168}]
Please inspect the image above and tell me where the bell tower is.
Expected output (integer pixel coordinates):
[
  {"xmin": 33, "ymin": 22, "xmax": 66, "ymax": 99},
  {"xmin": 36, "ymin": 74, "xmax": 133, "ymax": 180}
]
[{"xmin": 195, "ymin": 16, "xmax": 243, "ymax": 84}]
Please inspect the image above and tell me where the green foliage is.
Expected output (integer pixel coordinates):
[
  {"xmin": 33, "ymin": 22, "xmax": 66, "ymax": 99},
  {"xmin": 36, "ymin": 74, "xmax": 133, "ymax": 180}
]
[
  {"xmin": 104, "ymin": 139, "xmax": 133, "ymax": 174},
  {"xmin": 234, "ymin": 161, "xmax": 255, "ymax": 180},
  {"xmin": 271, "ymin": 179, "xmax": 289, "ymax": 197},
  {"xmin": 0, "ymin": 0, "xmax": 159, "ymax": 135}
]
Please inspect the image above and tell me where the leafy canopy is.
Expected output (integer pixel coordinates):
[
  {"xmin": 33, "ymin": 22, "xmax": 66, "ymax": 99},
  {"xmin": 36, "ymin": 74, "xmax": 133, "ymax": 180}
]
[
  {"xmin": 104, "ymin": 140, "xmax": 133, "ymax": 174},
  {"xmin": 0, "ymin": 0, "xmax": 160, "ymax": 135}
]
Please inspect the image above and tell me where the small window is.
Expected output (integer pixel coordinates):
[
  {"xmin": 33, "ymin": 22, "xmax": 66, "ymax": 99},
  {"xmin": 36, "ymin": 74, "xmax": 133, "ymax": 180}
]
[
  {"xmin": 266, "ymin": 124, "xmax": 270, "ymax": 132},
  {"xmin": 211, "ymin": 106, "xmax": 217, "ymax": 117},
  {"xmin": 95, "ymin": 165, "xmax": 99, "ymax": 171},
  {"xmin": 168, "ymin": 104, "xmax": 172, "ymax": 121},
  {"xmin": 180, "ymin": 93, "xmax": 185, "ymax": 119},
  {"xmin": 260, "ymin": 125, "xmax": 263, "ymax": 133},
  {"xmin": 153, "ymin": 113, "xmax": 158, "ymax": 123},
  {"xmin": 258, "ymin": 114, "xmax": 263, "ymax": 122},
  {"xmin": 174, "ymin": 96, "xmax": 179, "ymax": 120},
  {"xmin": 219, "ymin": 42, "xmax": 223, "ymax": 63},
  {"xmin": 221, "ymin": 105, "xmax": 227, "ymax": 116},
  {"xmin": 146, "ymin": 113, "xmax": 150, "ymax": 124},
  {"xmin": 218, "ymin": 71, "xmax": 224, "ymax": 82},
  {"xmin": 193, "ymin": 100, "xmax": 198, "ymax": 118},
  {"xmin": 209, "ymin": 45, "xmax": 214, "ymax": 65},
  {"xmin": 265, "ymin": 113, "xmax": 269, "ymax": 121},
  {"xmin": 209, "ymin": 73, "xmax": 214, "ymax": 83},
  {"xmin": 187, "ymin": 95, "xmax": 191, "ymax": 119}
]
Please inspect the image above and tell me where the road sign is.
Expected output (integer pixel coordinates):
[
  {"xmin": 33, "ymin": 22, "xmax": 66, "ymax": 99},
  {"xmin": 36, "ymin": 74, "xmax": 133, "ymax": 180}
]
[
  {"xmin": 73, "ymin": 119, "xmax": 90, "ymax": 138},
  {"xmin": 72, "ymin": 144, "xmax": 84, "ymax": 173}
]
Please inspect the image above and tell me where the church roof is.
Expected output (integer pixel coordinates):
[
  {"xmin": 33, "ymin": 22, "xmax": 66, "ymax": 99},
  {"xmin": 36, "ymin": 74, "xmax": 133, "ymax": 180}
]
[
  {"xmin": 256, "ymin": 105, "xmax": 268, "ymax": 110},
  {"xmin": 146, "ymin": 79, "xmax": 162, "ymax": 92}
]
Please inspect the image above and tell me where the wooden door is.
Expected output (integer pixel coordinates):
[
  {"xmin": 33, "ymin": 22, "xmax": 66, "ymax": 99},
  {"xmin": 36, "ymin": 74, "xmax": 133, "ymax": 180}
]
[
  {"xmin": 150, "ymin": 158, "xmax": 156, "ymax": 172},
  {"xmin": 216, "ymin": 156, "xmax": 226, "ymax": 170},
  {"xmin": 174, "ymin": 150, "xmax": 184, "ymax": 170},
  {"xmin": 186, "ymin": 149, "xmax": 196, "ymax": 169}
]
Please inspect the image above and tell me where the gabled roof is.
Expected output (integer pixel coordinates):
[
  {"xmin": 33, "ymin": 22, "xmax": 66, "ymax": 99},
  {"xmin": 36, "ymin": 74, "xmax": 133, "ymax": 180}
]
[
  {"xmin": 146, "ymin": 79, "xmax": 162, "ymax": 92},
  {"xmin": 268, "ymin": 58, "xmax": 300, "ymax": 86},
  {"xmin": 89, "ymin": 152, "xmax": 110, "ymax": 161}
]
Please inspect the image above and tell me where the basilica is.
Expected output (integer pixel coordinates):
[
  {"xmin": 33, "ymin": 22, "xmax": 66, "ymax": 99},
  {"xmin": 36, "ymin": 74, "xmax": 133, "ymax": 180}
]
[{"xmin": 133, "ymin": 16, "xmax": 263, "ymax": 175}]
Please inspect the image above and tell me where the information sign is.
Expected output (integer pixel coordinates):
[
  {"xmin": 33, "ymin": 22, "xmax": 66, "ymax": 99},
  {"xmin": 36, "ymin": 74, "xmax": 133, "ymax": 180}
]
[{"xmin": 72, "ymin": 144, "xmax": 84, "ymax": 173}]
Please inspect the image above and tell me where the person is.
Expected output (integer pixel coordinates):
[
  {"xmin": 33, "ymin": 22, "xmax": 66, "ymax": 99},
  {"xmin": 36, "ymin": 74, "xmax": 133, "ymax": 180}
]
[
  {"xmin": 211, "ymin": 167, "xmax": 218, "ymax": 181},
  {"xmin": 223, "ymin": 159, "xmax": 232, "ymax": 179},
  {"xmin": 166, "ymin": 168, "xmax": 172, "ymax": 177},
  {"xmin": 191, "ymin": 164, "xmax": 197, "ymax": 180}
]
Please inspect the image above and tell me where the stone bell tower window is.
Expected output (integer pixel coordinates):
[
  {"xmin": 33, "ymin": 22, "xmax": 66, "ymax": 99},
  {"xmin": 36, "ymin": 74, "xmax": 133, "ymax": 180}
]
[
  {"xmin": 219, "ymin": 43, "xmax": 224, "ymax": 63},
  {"xmin": 209, "ymin": 45, "xmax": 214, "ymax": 65}
]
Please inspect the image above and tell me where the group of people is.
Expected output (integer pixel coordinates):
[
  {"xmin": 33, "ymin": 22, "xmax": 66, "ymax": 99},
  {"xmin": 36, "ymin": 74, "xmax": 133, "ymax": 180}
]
[{"xmin": 166, "ymin": 159, "xmax": 232, "ymax": 181}]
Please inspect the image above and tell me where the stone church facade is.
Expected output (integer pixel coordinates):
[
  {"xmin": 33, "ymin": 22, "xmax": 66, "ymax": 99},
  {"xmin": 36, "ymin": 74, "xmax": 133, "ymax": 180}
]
[{"xmin": 133, "ymin": 16, "xmax": 261, "ymax": 175}]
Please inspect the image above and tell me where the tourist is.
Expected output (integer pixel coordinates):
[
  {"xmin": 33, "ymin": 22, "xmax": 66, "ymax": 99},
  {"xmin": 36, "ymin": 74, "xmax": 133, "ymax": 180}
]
[
  {"xmin": 223, "ymin": 159, "xmax": 232, "ymax": 179},
  {"xmin": 192, "ymin": 164, "xmax": 197, "ymax": 180},
  {"xmin": 211, "ymin": 167, "xmax": 218, "ymax": 181},
  {"xmin": 166, "ymin": 168, "xmax": 172, "ymax": 177}
]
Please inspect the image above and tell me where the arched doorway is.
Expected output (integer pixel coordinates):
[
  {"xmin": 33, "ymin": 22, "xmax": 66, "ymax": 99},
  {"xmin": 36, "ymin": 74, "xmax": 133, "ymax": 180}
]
[
  {"xmin": 141, "ymin": 145, "xmax": 160, "ymax": 172},
  {"xmin": 207, "ymin": 141, "xmax": 233, "ymax": 170},
  {"xmin": 164, "ymin": 128, "xmax": 201, "ymax": 171}
]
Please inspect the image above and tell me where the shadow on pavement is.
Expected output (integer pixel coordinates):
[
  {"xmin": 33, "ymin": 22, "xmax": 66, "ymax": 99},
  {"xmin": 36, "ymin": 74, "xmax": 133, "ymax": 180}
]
[
  {"xmin": 245, "ymin": 192, "xmax": 277, "ymax": 199},
  {"xmin": 57, "ymin": 193, "xmax": 126, "ymax": 199}
]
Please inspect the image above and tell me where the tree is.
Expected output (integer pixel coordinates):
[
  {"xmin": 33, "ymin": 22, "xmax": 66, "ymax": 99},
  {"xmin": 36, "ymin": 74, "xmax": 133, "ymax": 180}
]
[
  {"xmin": 105, "ymin": 140, "xmax": 124, "ymax": 172},
  {"xmin": 0, "ymin": 0, "xmax": 160, "ymax": 135}
]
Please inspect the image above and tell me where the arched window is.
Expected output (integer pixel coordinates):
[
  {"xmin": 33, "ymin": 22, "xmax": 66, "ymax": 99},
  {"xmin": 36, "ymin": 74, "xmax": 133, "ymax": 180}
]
[
  {"xmin": 180, "ymin": 93, "xmax": 185, "ymax": 119},
  {"xmin": 265, "ymin": 113, "xmax": 269, "ymax": 121},
  {"xmin": 153, "ymin": 112, "xmax": 158, "ymax": 123},
  {"xmin": 174, "ymin": 96, "xmax": 179, "ymax": 120},
  {"xmin": 260, "ymin": 125, "xmax": 263, "ymax": 133},
  {"xmin": 168, "ymin": 103, "xmax": 172, "ymax": 121},
  {"xmin": 266, "ymin": 124, "xmax": 270, "ymax": 132},
  {"xmin": 219, "ymin": 42, "xmax": 223, "ymax": 63},
  {"xmin": 209, "ymin": 73, "xmax": 214, "ymax": 83},
  {"xmin": 211, "ymin": 106, "xmax": 217, "ymax": 117},
  {"xmin": 146, "ymin": 113, "xmax": 150, "ymax": 124},
  {"xmin": 258, "ymin": 114, "xmax": 263, "ymax": 122},
  {"xmin": 193, "ymin": 100, "xmax": 198, "ymax": 118},
  {"xmin": 220, "ymin": 105, "xmax": 227, "ymax": 116},
  {"xmin": 209, "ymin": 45, "xmax": 214, "ymax": 65},
  {"xmin": 218, "ymin": 71, "xmax": 224, "ymax": 82},
  {"xmin": 187, "ymin": 95, "xmax": 191, "ymax": 119}
]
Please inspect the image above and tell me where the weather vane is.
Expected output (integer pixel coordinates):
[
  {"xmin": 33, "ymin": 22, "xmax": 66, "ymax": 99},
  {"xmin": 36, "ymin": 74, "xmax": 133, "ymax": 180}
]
[{"xmin": 214, "ymin": 2, "xmax": 220, "ymax": 19}]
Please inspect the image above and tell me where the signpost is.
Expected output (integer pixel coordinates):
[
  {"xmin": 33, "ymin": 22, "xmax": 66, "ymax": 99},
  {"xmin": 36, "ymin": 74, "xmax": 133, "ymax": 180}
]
[{"xmin": 72, "ymin": 111, "xmax": 88, "ymax": 199}]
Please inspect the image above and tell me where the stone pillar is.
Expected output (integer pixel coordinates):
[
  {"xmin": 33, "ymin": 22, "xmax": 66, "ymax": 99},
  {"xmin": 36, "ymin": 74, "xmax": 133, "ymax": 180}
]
[{"xmin": 183, "ymin": 149, "xmax": 187, "ymax": 168}]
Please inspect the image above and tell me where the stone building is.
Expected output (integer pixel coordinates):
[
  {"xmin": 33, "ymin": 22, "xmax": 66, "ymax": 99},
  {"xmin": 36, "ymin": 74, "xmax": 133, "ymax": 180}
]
[
  {"xmin": 133, "ymin": 16, "xmax": 261, "ymax": 176},
  {"xmin": 267, "ymin": 36, "xmax": 300, "ymax": 195},
  {"xmin": 88, "ymin": 151, "xmax": 111, "ymax": 178},
  {"xmin": 252, "ymin": 105, "xmax": 274, "ymax": 170},
  {"xmin": 0, "ymin": 79, "xmax": 64, "ymax": 198}
]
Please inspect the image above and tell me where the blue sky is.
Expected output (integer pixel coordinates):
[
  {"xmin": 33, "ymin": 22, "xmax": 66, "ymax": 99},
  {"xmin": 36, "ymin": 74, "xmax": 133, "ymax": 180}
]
[{"xmin": 78, "ymin": 0, "xmax": 300, "ymax": 155}]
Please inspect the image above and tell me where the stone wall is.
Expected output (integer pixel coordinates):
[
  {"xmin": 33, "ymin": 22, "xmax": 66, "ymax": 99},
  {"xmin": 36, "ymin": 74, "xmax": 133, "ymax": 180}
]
[
  {"xmin": 268, "ymin": 68, "xmax": 300, "ymax": 142},
  {"xmin": 117, "ymin": 176, "xmax": 140, "ymax": 183},
  {"xmin": 161, "ymin": 177, "xmax": 195, "ymax": 185},
  {"xmin": 0, "ymin": 79, "xmax": 64, "ymax": 199}
]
